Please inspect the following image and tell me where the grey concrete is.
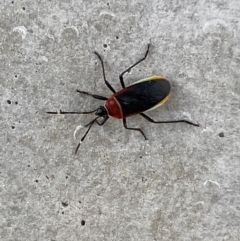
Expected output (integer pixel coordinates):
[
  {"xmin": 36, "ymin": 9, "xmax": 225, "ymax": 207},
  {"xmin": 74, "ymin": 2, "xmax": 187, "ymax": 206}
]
[{"xmin": 1, "ymin": 0, "xmax": 240, "ymax": 240}]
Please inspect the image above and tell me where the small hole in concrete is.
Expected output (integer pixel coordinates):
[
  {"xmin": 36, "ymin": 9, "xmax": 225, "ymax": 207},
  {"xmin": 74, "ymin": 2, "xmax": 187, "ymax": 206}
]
[
  {"xmin": 219, "ymin": 132, "xmax": 224, "ymax": 137},
  {"xmin": 22, "ymin": 7, "xmax": 25, "ymax": 10},
  {"xmin": 81, "ymin": 220, "xmax": 85, "ymax": 226},
  {"xmin": 103, "ymin": 44, "xmax": 107, "ymax": 48},
  {"xmin": 61, "ymin": 202, "xmax": 68, "ymax": 207},
  {"xmin": 11, "ymin": 126, "xmax": 15, "ymax": 129},
  {"xmin": 35, "ymin": 180, "xmax": 38, "ymax": 183},
  {"xmin": 116, "ymin": 36, "xmax": 119, "ymax": 39},
  {"xmin": 15, "ymin": 101, "xmax": 18, "ymax": 105},
  {"xmin": 142, "ymin": 177, "xmax": 147, "ymax": 182},
  {"xmin": 7, "ymin": 100, "xmax": 11, "ymax": 104}
]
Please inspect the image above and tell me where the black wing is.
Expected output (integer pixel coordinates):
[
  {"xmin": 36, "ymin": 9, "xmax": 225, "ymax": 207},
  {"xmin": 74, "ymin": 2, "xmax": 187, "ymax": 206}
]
[{"xmin": 115, "ymin": 79, "xmax": 170, "ymax": 117}]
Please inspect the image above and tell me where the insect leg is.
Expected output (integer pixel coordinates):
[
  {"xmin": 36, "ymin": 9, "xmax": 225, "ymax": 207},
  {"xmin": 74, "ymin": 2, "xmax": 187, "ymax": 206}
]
[
  {"xmin": 75, "ymin": 116, "xmax": 101, "ymax": 154},
  {"xmin": 122, "ymin": 118, "xmax": 148, "ymax": 140},
  {"xmin": 75, "ymin": 115, "xmax": 109, "ymax": 154},
  {"xmin": 140, "ymin": 113, "xmax": 199, "ymax": 127},
  {"xmin": 119, "ymin": 44, "xmax": 150, "ymax": 88},
  {"xmin": 85, "ymin": 116, "xmax": 109, "ymax": 126},
  {"xmin": 96, "ymin": 116, "xmax": 109, "ymax": 126},
  {"xmin": 77, "ymin": 90, "xmax": 108, "ymax": 100},
  {"xmin": 94, "ymin": 51, "xmax": 116, "ymax": 93}
]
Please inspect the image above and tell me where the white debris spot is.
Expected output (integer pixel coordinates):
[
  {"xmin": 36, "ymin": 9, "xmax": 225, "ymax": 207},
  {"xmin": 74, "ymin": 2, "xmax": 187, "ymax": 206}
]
[
  {"xmin": 74, "ymin": 124, "xmax": 84, "ymax": 140},
  {"xmin": 181, "ymin": 111, "xmax": 192, "ymax": 120},
  {"xmin": 196, "ymin": 201, "xmax": 205, "ymax": 205},
  {"xmin": 201, "ymin": 126, "xmax": 213, "ymax": 133},
  {"xmin": 99, "ymin": 10, "xmax": 115, "ymax": 17},
  {"xmin": 41, "ymin": 56, "xmax": 48, "ymax": 62},
  {"xmin": 13, "ymin": 26, "xmax": 27, "ymax": 39},
  {"xmin": 65, "ymin": 26, "xmax": 79, "ymax": 36},
  {"xmin": 47, "ymin": 33, "xmax": 55, "ymax": 41},
  {"xmin": 204, "ymin": 180, "xmax": 220, "ymax": 188}
]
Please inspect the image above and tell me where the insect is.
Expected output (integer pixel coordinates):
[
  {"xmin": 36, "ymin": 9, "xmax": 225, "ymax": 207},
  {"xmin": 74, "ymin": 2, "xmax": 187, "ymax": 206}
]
[{"xmin": 47, "ymin": 44, "xmax": 199, "ymax": 154}]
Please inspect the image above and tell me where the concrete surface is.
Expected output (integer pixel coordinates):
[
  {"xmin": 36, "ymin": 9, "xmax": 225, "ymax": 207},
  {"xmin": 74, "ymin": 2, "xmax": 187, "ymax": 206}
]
[{"xmin": 1, "ymin": 0, "xmax": 240, "ymax": 240}]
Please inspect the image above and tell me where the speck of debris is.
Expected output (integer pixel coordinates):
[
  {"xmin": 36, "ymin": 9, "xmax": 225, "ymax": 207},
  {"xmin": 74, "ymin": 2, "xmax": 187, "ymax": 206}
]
[
  {"xmin": 219, "ymin": 132, "xmax": 224, "ymax": 137},
  {"xmin": 61, "ymin": 202, "xmax": 68, "ymax": 207},
  {"xmin": 81, "ymin": 220, "xmax": 86, "ymax": 226}
]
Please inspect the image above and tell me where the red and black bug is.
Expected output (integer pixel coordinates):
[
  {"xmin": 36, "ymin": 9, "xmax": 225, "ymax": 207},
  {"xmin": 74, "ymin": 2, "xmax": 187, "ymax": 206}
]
[{"xmin": 47, "ymin": 44, "xmax": 199, "ymax": 153}]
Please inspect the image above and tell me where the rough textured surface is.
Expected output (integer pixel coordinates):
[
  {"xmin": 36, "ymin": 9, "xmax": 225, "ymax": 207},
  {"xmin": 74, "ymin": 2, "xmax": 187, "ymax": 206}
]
[{"xmin": 1, "ymin": 1, "xmax": 240, "ymax": 240}]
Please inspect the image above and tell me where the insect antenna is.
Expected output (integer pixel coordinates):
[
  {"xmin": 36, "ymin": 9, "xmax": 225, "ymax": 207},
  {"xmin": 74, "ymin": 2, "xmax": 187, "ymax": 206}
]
[{"xmin": 46, "ymin": 109, "xmax": 98, "ymax": 115}]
